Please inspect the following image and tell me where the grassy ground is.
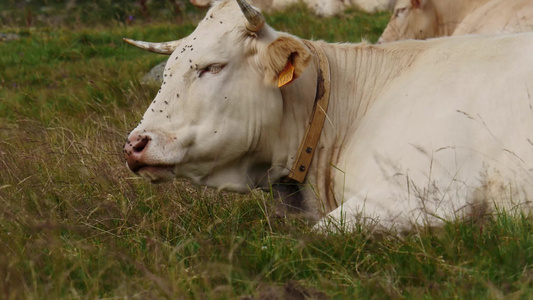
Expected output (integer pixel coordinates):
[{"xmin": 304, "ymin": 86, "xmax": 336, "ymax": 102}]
[{"xmin": 1, "ymin": 1, "xmax": 533, "ymax": 299}]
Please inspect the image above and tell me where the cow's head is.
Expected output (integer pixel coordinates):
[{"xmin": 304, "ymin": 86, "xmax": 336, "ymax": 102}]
[
  {"xmin": 123, "ymin": 0, "xmax": 311, "ymax": 193},
  {"xmin": 377, "ymin": 0, "xmax": 437, "ymax": 43}
]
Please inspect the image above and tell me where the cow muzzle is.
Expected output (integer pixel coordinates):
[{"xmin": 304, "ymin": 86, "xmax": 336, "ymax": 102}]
[
  {"xmin": 124, "ymin": 134, "xmax": 151, "ymax": 173},
  {"xmin": 124, "ymin": 132, "xmax": 176, "ymax": 183}
]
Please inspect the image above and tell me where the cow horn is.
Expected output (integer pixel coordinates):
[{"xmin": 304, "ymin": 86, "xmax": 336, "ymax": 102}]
[
  {"xmin": 122, "ymin": 38, "xmax": 180, "ymax": 55},
  {"xmin": 236, "ymin": 0, "xmax": 265, "ymax": 32}
]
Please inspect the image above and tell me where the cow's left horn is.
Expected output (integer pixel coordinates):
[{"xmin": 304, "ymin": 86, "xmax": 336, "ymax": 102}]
[
  {"xmin": 123, "ymin": 38, "xmax": 180, "ymax": 55},
  {"xmin": 236, "ymin": 0, "xmax": 265, "ymax": 32}
]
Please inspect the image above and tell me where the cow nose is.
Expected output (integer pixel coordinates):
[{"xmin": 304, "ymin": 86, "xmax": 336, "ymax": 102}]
[{"xmin": 124, "ymin": 135, "xmax": 151, "ymax": 172}]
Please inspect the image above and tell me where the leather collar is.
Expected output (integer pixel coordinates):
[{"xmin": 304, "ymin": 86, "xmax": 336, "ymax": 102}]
[{"xmin": 284, "ymin": 40, "xmax": 331, "ymax": 183}]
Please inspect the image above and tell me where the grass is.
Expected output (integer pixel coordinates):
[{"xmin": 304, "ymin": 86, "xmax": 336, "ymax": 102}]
[{"xmin": 1, "ymin": 1, "xmax": 533, "ymax": 299}]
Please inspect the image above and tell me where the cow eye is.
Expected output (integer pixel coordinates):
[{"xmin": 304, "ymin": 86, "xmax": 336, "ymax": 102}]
[
  {"xmin": 394, "ymin": 7, "xmax": 407, "ymax": 17},
  {"xmin": 199, "ymin": 64, "xmax": 224, "ymax": 77}
]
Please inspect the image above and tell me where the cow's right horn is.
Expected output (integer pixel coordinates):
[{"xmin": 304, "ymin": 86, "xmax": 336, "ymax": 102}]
[
  {"xmin": 123, "ymin": 38, "xmax": 181, "ymax": 55},
  {"xmin": 236, "ymin": 0, "xmax": 265, "ymax": 32}
]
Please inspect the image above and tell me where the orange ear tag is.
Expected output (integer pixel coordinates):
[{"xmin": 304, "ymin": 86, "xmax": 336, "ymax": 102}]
[{"xmin": 277, "ymin": 61, "xmax": 295, "ymax": 87}]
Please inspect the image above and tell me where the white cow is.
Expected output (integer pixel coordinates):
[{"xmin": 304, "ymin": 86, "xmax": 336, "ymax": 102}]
[
  {"xmin": 124, "ymin": 0, "xmax": 533, "ymax": 231},
  {"xmin": 190, "ymin": 0, "xmax": 298, "ymax": 12},
  {"xmin": 378, "ymin": 0, "xmax": 489, "ymax": 43},
  {"xmin": 190, "ymin": 0, "xmax": 393, "ymax": 16},
  {"xmin": 453, "ymin": 0, "xmax": 533, "ymax": 36},
  {"xmin": 302, "ymin": 0, "xmax": 394, "ymax": 16},
  {"xmin": 379, "ymin": 0, "xmax": 533, "ymax": 43}
]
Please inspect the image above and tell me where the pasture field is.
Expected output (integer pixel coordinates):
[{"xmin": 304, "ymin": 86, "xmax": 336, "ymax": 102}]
[{"xmin": 1, "ymin": 1, "xmax": 533, "ymax": 299}]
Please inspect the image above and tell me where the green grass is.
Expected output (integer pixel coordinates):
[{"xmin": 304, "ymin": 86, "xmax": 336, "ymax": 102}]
[{"xmin": 1, "ymin": 2, "xmax": 533, "ymax": 299}]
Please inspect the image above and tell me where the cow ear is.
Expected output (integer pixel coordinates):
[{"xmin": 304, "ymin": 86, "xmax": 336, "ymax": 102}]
[{"xmin": 259, "ymin": 35, "xmax": 312, "ymax": 87}]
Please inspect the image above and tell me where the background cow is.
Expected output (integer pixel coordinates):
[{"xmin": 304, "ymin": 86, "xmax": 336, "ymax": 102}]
[
  {"xmin": 453, "ymin": 0, "xmax": 533, "ymax": 36},
  {"xmin": 124, "ymin": 0, "xmax": 533, "ymax": 230},
  {"xmin": 304, "ymin": 0, "xmax": 394, "ymax": 16},
  {"xmin": 190, "ymin": 0, "xmax": 297, "ymax": 12},
  {"xmin": 379, "ymin": 0, "xmax": 533, "ymax": 43},
  {"xmin": 190, "ymin": 0, "xmax": 394, "ymax": 16}
]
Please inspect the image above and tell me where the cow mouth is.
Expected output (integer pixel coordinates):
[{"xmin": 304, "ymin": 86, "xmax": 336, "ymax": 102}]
[{"xmin": 136, "ymin": 165, "xmax": 176, "ymax": 183}]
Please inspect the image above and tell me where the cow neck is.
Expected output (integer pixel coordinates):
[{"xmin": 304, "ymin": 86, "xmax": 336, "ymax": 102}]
[{"xmin": 284, "ymin": 40, "xmax": 331, "ymax": 184}]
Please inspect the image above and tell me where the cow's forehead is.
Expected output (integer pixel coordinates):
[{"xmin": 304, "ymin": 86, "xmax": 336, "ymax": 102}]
[
  {"xmin": 140, "ymin": 1, "xmax": 256, "ymax": 118},
  {"xmin": 154, "ymin": 3, "xmax": 242, "ymax": 73},
  {"xmin": 170, "ymin": 1, "xmax": 250, "ymax": 57},
  {"xmin": 195, "ymin": 1, "xmax": 248, "ymax": 35}
]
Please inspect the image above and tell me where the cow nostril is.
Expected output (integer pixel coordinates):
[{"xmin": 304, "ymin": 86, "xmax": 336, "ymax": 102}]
[
  {"xmin": 133, "ymin": 137, "xmax": 150, "ymax": 153},
  {"xmin": 124, "ymin": 135, "xmax": 151, "ymax": 173}
]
